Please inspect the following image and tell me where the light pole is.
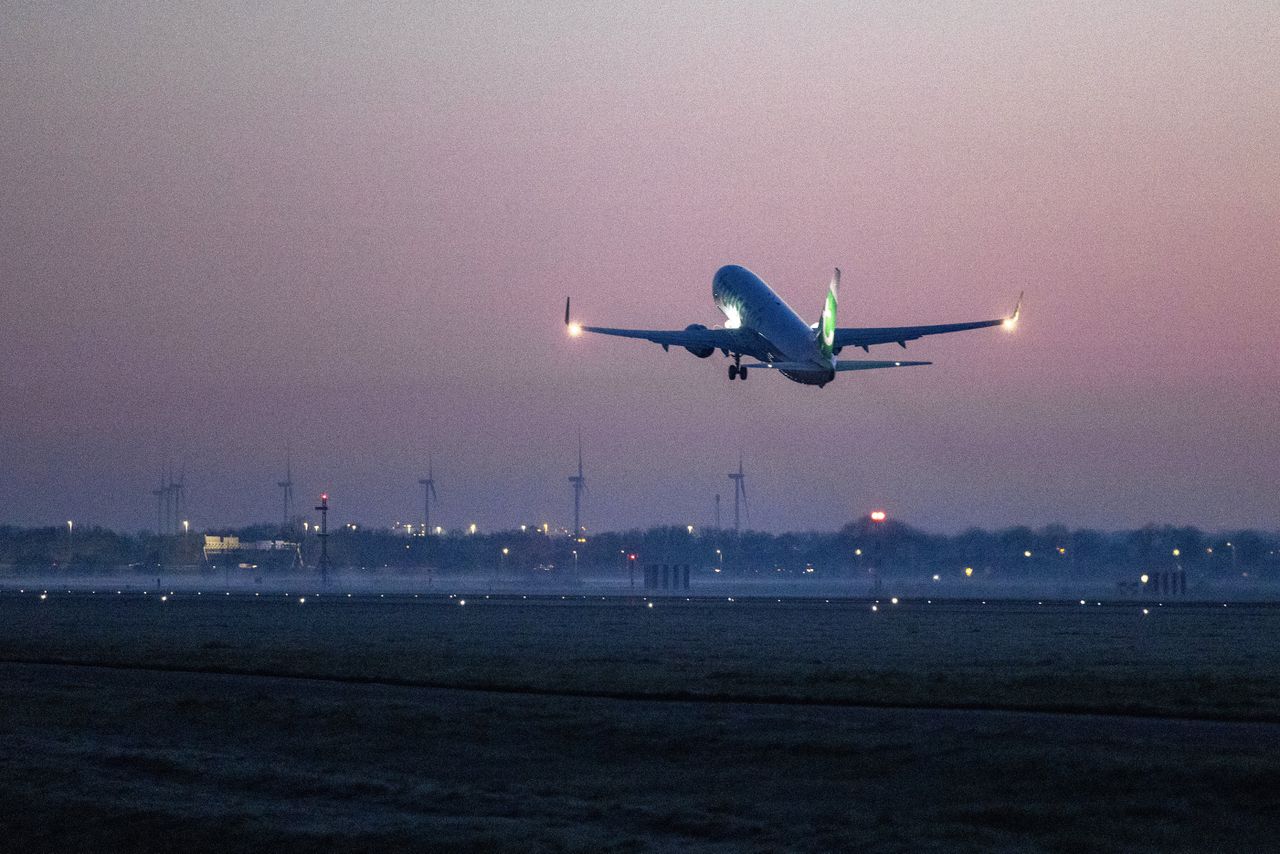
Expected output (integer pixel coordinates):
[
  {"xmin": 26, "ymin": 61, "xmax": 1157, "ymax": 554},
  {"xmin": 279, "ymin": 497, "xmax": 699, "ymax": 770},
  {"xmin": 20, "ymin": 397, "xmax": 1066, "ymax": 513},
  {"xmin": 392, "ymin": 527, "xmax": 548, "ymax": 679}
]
[
  {"xmin": 66, "ymin": 520, "xmax": 73, "ymax": 566},
  {"xmin": 501, "ymin": 547, "xmax": 508, "ymax": 577},
  {"xmin": 715, "ymin": 548, "xmax": 722, "ymax": 573},
  {"xmin": 572, "ymin": 549, "xmax": 578, "ymax": 579},
  {"xmin": 314, "ymin": 493, "xmax": 331, "ymax": 586}
]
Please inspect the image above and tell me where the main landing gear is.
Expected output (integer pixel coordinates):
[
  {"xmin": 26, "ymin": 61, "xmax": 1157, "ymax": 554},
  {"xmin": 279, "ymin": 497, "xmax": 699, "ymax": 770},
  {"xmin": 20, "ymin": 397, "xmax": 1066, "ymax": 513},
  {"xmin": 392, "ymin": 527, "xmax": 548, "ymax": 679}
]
[{"xmin": 728, "ymin": 357, "xmax": 748, "ymax": 381}]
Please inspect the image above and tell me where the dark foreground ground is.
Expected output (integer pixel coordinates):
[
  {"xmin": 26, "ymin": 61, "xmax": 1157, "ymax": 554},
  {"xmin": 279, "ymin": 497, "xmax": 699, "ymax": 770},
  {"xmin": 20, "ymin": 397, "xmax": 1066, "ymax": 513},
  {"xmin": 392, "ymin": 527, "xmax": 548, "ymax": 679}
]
[{"xmin": 1, "ymin": 592, "xmax": 1279, "ymax": 851}]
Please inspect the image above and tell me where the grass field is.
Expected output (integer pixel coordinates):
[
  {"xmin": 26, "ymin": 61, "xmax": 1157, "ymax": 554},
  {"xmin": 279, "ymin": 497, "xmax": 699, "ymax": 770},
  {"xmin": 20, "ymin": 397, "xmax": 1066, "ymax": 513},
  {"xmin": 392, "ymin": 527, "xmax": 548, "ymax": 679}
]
[{"xmin": 2, "ymin": 592, "xmax": 1279, "ymax": 851}]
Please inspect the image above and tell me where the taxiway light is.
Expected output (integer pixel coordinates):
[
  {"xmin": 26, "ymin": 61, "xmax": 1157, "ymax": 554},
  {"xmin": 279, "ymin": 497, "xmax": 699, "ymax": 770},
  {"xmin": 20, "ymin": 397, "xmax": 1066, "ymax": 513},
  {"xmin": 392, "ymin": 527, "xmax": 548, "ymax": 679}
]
[
  {"xmin": 890, "ymin": 597, "xmax": 899, "ymax": 605},
  {"xmin": 871, "ymin": 604, "xmax": 878, "ymax": 612},
  {"xmin": 932, "ymin": 574, "xmax": 940, "ymax": 581},
  {"xmin": 1140, "ymin": 574, "xmax": 1150, "ymax": 584},
  {"xmin": 1143, "ymin": 609, "xmax": 1150, "ymax": 615},
  {"xmin": 647, "ymin": 602, "xmax": 654, "ymax": 609},
  {"xmin": 459, "ymin": 599, "xmax": 466, "ymax": 606},
  {"xmin": 1172, "ymin": 549, "xmax": 1181, "ymax": 557},
  {"xmin": 964, "ymin": 567, "xmax": 974, "ymax": 577}
]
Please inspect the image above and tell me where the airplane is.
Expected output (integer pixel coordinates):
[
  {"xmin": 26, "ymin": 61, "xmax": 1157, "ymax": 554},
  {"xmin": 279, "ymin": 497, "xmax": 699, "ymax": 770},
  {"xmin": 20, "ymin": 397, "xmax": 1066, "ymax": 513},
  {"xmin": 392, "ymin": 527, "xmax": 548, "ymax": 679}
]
[{"xmin": 564, "ymin": 264, "xmax": 1021, "ymax": 387}]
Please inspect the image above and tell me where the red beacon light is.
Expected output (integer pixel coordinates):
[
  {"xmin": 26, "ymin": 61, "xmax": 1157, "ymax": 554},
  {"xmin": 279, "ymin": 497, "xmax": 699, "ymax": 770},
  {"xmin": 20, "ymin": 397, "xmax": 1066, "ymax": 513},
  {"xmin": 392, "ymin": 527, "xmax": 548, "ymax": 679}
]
[{"xmin": 870, "ymin": 510, "xmax": 887, "ymax": 523}]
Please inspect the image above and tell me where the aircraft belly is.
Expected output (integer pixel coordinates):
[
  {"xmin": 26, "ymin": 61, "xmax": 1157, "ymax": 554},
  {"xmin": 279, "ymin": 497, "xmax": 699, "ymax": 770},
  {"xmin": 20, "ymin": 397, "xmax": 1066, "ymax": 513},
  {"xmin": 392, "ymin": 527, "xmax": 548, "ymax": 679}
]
[{"xmin": 780, "ymin": 367, "xmax": 836, "ymax": 386}]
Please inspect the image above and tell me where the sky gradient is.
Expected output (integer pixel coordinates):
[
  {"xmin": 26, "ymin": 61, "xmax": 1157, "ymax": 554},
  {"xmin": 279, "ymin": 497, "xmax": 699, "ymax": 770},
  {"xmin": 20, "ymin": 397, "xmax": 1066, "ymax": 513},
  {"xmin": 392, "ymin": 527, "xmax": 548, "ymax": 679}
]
[{"xmin": 2, "ymin": 2, "xmax": 1278, "ymax": 533}]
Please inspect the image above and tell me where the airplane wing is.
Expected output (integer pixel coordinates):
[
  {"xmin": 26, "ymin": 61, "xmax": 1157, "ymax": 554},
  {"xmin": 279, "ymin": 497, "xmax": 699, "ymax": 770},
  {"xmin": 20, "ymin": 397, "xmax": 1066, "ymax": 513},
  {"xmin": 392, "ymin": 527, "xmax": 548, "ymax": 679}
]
[
  {"xmin": 833, "ymin": 294, "xmax": 1022, "ymax": 351},
  {"xmin": 565, "ymin": 297, "xmax": 745, "ymax": 353},
  {"xmin": 575, "ymin": 324, "xmax": 739, "ymax": 350}
]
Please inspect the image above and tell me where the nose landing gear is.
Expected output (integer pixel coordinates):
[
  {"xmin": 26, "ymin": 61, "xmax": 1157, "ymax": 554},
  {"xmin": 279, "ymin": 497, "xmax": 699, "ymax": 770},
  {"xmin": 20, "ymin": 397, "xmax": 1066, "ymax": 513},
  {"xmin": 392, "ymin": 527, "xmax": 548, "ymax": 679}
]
[{"xmin": 728, "ymin": 356, "xmax": 748, "ymax": 381}]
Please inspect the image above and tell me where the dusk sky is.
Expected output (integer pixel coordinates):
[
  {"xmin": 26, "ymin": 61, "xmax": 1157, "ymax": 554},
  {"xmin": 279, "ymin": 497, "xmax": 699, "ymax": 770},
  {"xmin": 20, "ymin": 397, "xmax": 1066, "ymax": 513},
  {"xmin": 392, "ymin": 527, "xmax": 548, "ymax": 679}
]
[{"xmin": 2, "ymin": 2, "xmax": 1277, "ymax": 533}]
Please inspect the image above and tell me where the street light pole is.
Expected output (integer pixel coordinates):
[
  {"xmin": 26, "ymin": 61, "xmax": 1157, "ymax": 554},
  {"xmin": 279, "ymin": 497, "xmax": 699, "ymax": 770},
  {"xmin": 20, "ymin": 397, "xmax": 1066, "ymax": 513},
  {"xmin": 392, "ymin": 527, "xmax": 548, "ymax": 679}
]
[
  {"xmin": 66, "ymin": 520, "xmax": 73, "ymax": 566},
  {"xmin": 314, "ymin": 493, "xmax": 331, "ymax": 586}
]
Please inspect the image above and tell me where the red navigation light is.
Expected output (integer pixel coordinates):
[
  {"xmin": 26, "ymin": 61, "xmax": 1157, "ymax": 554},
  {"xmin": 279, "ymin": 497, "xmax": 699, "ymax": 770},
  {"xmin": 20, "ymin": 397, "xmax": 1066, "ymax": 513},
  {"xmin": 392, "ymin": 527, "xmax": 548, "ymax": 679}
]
[
  {"xmin": 628, "ymin": 553, "xmax": 636, "ymax": 560},
  {"xmin": 870, "ymin": 510, "xmax": 887, "ymax": 523},
  {"xmin": 320, "ymin": 493, "xmax": 329, "ymax": 501}
]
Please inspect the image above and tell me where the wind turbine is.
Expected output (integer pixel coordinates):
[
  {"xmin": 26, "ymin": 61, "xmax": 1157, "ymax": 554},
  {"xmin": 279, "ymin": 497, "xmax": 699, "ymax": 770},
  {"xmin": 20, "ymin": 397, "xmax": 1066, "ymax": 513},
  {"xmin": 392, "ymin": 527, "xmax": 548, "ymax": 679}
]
[
  {"xmin": 727, "ymin": 456, "xmax": 748, "ymax": 533},
  {"xmin": 277, "ymin": 444, "xmax": 294, "ymax": 529},
  {"xmin": 569, "ymin": 434, "xmax": 586, "ymax": 539},
  {"xmin": 172, "ymin": 463, "xmax": 186, "ymax": 534},
  {"xmin": 418, "ymin": 455, "xmax": 438, "ymax": 535},
  {"xmin": 152, "ymin": 468, "xmax": 166, "ymax": 534}
]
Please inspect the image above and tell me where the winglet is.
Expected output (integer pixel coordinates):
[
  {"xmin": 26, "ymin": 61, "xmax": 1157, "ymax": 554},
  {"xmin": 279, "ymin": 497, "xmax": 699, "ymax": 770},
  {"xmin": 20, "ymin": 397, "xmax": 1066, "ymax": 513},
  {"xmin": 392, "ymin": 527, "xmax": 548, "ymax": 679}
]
[
  {"xmin": 1003, "ymin": 291, "xmax": 1023, "ymax": 330},
  {"xmin": 565, "ymin": 297, "xmax": 583, "ymax": 337}
]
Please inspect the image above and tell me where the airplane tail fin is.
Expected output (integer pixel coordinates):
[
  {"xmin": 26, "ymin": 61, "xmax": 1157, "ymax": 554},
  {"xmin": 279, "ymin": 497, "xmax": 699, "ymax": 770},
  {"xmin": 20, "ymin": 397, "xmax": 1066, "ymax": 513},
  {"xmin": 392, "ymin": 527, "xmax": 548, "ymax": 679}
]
[{"xmin": 817, "ymin": 268, "xmax": 839, "ymax": 356}]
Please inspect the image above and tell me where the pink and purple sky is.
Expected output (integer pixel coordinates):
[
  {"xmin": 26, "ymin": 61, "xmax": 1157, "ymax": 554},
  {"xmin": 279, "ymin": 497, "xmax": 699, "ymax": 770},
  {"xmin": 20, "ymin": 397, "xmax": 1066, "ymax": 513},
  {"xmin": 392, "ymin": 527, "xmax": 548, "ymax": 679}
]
[{"xmin": 1, "ymin": 2, "xmax": 1277, "ymax": 532}]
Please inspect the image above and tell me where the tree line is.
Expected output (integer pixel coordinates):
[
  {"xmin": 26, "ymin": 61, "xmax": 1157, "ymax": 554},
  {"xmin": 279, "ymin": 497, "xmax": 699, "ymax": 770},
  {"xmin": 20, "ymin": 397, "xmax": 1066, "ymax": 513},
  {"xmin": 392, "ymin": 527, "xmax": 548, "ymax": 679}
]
[{"xmin": 1, "ymin": 517, "xmax": 1276, "ymax": 579}]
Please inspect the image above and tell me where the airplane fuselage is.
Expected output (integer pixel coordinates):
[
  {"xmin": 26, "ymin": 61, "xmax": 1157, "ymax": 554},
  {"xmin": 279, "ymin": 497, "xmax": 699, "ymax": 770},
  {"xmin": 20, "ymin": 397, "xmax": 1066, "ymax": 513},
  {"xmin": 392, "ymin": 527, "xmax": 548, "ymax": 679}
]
[{"xmin": 712, "ymin": 265, "xmax": 834, "ymax": 385}]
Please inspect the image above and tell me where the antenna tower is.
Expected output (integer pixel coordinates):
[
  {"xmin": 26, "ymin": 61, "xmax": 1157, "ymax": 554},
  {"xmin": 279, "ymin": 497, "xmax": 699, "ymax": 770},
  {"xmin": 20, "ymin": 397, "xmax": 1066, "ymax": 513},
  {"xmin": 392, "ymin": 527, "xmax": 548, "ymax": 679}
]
[{"xmin": 568, "ymin": 433, "xmax": 586, "ymax": 539}]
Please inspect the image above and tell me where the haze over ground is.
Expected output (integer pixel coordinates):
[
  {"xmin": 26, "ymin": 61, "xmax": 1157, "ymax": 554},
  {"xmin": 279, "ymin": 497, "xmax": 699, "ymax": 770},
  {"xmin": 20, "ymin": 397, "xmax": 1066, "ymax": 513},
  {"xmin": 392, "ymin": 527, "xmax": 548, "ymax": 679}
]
[{"xmin": 2, "ymin": 2, "xmax": 1277, "ymax": 533}]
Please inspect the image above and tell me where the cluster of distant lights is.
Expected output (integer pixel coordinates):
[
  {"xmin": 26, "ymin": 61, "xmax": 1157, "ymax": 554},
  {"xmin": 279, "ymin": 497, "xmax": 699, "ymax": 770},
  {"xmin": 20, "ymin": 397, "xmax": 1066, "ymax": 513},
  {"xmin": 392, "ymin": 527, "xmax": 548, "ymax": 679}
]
[
  {"xmin": 9, "ymin": 587, "xmax": 1245, "ymax": 615},
  {"xmin": 8, "ymin": 519, "xmax": 1242, "ymax": 617}
]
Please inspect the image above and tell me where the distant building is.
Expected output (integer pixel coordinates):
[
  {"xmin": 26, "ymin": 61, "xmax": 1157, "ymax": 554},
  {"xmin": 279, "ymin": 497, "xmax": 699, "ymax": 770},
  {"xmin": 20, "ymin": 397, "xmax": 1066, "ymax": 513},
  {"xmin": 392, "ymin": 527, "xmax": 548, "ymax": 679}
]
[{"xmin": 203, "ymin": 535, "xmax": 302, "ymax": 572}]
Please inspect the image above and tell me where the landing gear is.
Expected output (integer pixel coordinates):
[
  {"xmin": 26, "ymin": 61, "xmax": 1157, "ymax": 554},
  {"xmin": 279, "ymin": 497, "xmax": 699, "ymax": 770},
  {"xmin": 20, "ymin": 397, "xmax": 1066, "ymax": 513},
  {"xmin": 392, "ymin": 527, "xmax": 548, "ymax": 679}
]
[
  {"xmin": 728, "ymin": 364, "xmax": 738, "ymax": 381},
  {"xmin": 739, "ymin": 366, "xmax": 748, "ymax": 380},
  {"xmin": 728, "ymin": 357, "xmax": 748, "ymax": 381}
]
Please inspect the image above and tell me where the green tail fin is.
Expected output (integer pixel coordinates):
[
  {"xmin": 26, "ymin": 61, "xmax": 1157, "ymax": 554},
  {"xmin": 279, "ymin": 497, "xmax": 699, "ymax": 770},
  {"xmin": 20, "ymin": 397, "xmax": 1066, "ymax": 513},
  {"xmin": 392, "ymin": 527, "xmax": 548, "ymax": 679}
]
[{"xmin": 818, "ymin": 268, "xmax": 839, "ymax": 356}]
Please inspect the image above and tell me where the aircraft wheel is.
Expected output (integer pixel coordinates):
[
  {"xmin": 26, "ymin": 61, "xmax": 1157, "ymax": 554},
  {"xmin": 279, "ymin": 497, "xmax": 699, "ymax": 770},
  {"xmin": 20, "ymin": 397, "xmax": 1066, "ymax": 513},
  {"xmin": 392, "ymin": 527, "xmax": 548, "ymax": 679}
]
[
  {"xmin": 728, "ymin": 364, "xmax": 738, "ymax": 381},
  {"xmin": 739, "ymin": 366, "xmax": 748, "ymax": 381}
]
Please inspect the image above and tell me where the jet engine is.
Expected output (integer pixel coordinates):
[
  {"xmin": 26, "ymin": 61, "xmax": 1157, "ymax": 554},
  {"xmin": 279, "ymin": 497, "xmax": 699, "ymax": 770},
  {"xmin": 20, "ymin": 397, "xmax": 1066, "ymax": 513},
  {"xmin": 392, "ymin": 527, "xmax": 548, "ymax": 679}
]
[{"xmin": 682, "ymin": 324, "xmax": 714, "ymax": 358}]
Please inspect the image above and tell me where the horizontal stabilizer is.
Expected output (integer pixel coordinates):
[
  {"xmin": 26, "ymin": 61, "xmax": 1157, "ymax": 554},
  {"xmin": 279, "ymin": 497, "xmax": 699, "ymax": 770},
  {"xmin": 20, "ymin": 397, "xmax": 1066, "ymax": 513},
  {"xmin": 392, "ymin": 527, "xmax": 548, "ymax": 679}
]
[
  {"xmin": 834, "ymin": 359, "xmax": 931, "ymax": 371},
  {"xmin": 744, "ymin": 359, "xmax": 931, "ymax": 372},
  {"xmin": 744, "ymin": 361, "xmax": 819, "ymax": 371}
]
